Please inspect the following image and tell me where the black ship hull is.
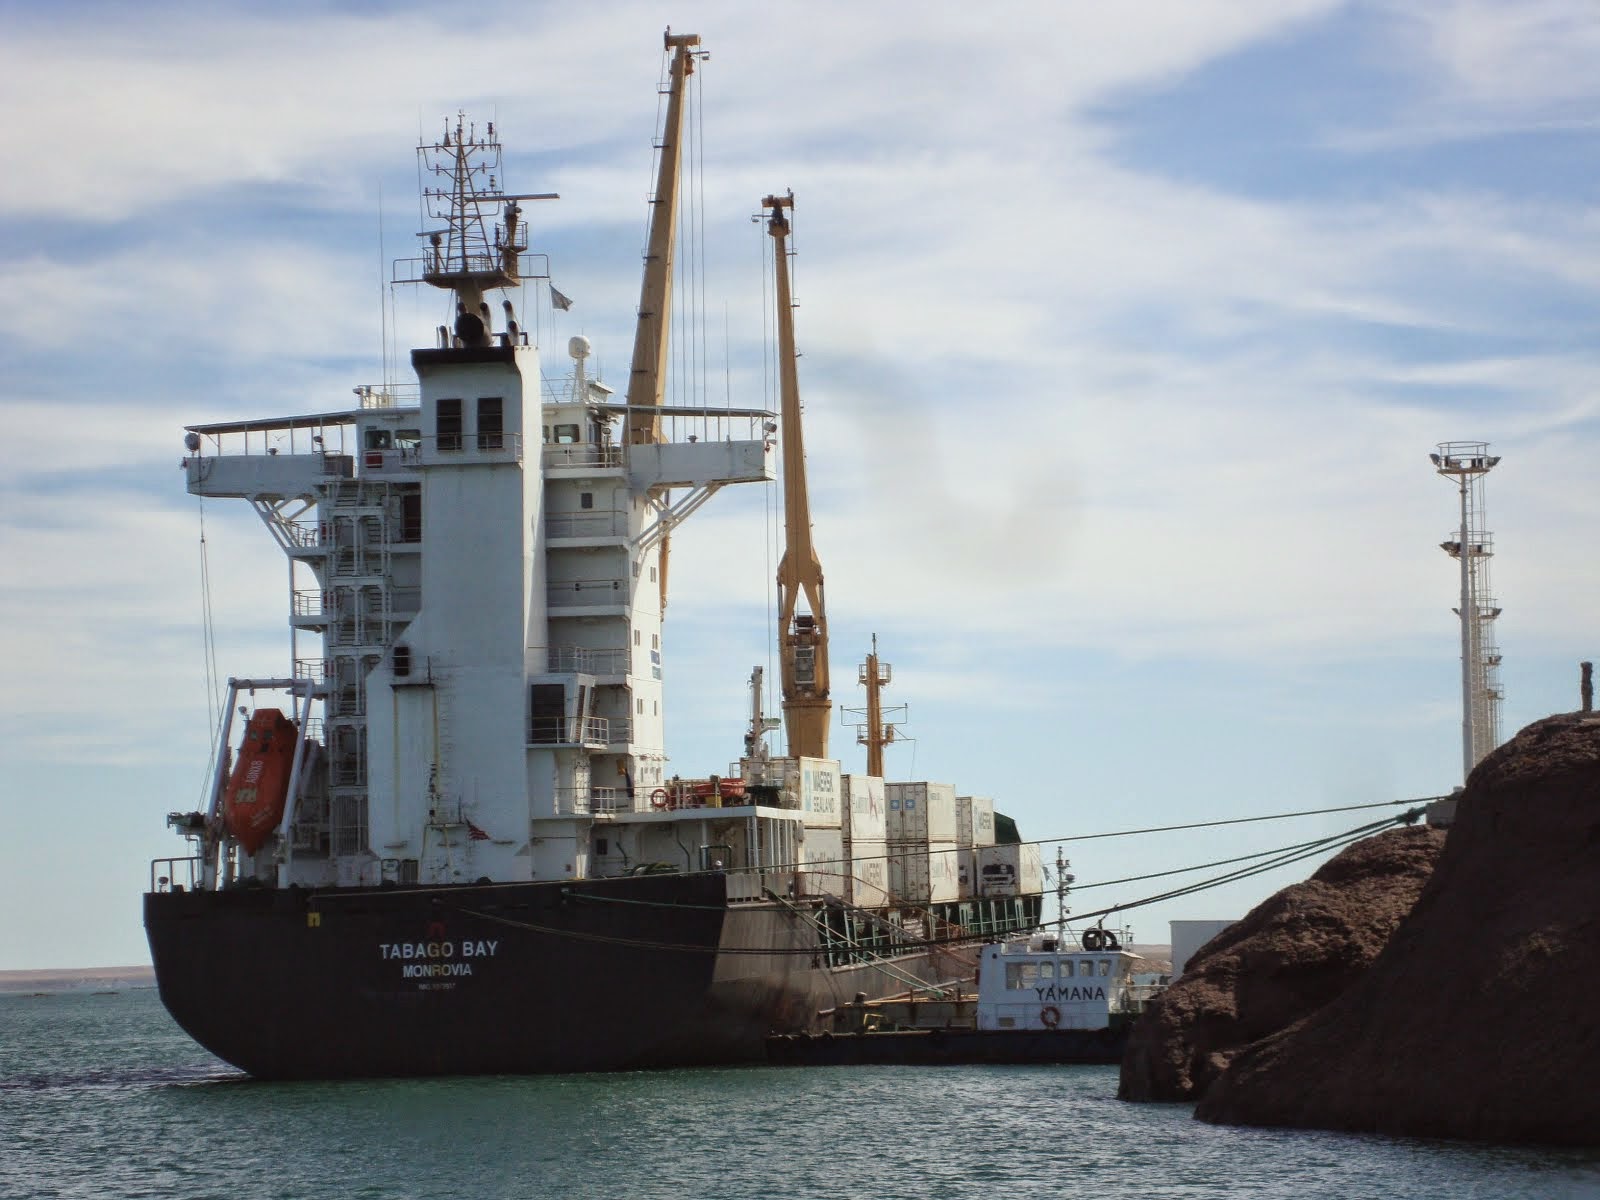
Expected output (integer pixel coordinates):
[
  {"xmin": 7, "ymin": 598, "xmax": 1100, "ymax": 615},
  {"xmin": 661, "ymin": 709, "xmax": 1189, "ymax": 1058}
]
[{"xmin": 144, "ymin": 872, "xmax": 959, "ymax": 1079}]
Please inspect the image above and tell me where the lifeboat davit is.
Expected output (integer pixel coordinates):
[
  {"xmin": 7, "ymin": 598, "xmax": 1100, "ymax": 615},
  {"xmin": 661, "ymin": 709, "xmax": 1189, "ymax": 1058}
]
[{"xmin": 222, "ymin": 709, "xmax": 298, "ymax": 854}]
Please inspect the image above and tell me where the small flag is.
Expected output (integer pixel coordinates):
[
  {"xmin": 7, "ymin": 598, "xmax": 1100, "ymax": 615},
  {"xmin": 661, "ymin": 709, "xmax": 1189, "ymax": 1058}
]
[
  {"xmin": 550, "ymin": 285, "xmax": 573, "ymax": 311},
  {"xmin": 466, "ymin": 819, "xmax": 490, "ymax": 842}
]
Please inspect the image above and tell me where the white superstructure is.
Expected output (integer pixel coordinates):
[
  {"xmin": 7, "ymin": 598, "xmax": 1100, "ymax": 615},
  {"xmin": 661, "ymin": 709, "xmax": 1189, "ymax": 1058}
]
[{"xmin": 180, "ymin": 113, "xmax": 815, "ymax": 891}]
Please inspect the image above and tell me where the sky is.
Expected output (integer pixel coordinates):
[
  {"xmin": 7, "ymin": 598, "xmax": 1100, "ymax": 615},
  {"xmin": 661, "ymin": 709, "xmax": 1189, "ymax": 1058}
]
[{"xmin": 3, "ymin": 0, "xmax": 1600, "ymax": 969}]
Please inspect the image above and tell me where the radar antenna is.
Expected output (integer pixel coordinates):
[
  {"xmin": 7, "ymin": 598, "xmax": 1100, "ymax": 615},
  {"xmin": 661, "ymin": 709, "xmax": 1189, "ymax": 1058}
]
[{"xmin": 393, "ymin": 112, "xmax": 557, "ymax": 346}]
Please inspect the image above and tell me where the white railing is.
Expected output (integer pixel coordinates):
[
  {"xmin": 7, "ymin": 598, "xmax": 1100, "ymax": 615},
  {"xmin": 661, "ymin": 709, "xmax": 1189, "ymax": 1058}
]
[
  {"xmin": 351, "ymin": 383, "xmax": 419, "ymax": 408},
  {"xmin": 414, "ymin": 432, "xmax": 524, "ymax": 462},
  {"xmin": 547, "ymin": 578, "xmax": 629, "ymax": 607},
  {"xmin": 546, "ymin": 510, "xmax": 629, "ymax": 539},
  {"xmin": 527, "ymin": 715, "xmax": 610, "ymax": 746},
  {"xmin": 542, "ymin": 444, "xmax": 624, "ymax": 470},
  {"xmin": 291, "ymin": 590, "xmax": 328, "ymax": 618},
  {"xmin": 541, "ymin": 645, "xmax": 630, "ymax": 675}
]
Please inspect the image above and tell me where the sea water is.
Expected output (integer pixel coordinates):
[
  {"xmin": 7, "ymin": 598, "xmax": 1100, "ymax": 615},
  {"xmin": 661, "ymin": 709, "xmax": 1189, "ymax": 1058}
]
[{"xmin": 3, "ymin": 990, "xmax": 1598, "ymax": 1200}]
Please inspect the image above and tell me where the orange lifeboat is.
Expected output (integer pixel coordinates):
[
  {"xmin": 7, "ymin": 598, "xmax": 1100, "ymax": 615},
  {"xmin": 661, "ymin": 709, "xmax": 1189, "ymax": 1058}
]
[
  {"xmin": 690, "ymin": 777, "xmax": 747, "ymax": 805},
  {"xmin": 222, "ymin": 709, "xmax": 298, "ymax": 854}
]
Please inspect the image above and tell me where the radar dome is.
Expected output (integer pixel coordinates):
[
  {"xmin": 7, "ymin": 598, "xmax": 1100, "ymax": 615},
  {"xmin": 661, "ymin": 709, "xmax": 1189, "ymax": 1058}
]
[{"xmin": 568, "ymin": 335, "xmax": 592, "ymax": 360}]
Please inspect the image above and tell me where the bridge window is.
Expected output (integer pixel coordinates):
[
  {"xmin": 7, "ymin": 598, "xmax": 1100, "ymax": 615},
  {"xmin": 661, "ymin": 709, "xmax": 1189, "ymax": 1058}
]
[
  {"xmin": 477, "ymin": 397, "xmax": 504, "ymax": 450},
  {"xmin": 1098, "ymin": 959, "xmax": 1111, "ymax": 976},
  {"xmin": 553, "ymin": 423, "xmax": 579, "ymax": 444},
  {"xmin": 437, "ymin": 399, "xmax": 462, "ymax": 452},
  {"xmin": 1038, "ymin": 960, "xmax": 1055, "ymax": 980},
  {"xmin": 364, "ymin": 428, "xmax": 392, "ymax": 450},
  {"xmin": 1079, "ymin": 960, "xmax": 1094, "ymax": 977},
  {"xmin": 580, "ymin": 491, "xmax": 594, "ymax": 510}
]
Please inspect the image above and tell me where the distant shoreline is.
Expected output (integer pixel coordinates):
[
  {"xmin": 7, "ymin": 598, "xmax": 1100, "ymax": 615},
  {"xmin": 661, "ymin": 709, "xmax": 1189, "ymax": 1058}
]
[{"xmin": 0, "ymin": 966, "xmax": 157, "ymax": 994}]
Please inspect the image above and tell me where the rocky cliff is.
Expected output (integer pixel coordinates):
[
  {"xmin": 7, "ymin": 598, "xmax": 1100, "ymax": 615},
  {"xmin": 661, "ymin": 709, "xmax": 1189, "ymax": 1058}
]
[
  {"xmin": 1118, "ymin": 823, "xmax": 1445, "ymax": 1103},
  {"xmin": 1197, "ymin": 713, "xmax": 1600, "ymax": 1145}
]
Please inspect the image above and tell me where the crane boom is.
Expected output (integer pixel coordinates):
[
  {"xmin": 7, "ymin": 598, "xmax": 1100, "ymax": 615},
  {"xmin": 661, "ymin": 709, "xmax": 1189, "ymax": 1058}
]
[
  {"xmin": 765, "ymin": 192, "xmax": 830, "ymax": 758},
  {"xmin": 626, "ymin": 29, "xmax": 702, "ymax": 609}
]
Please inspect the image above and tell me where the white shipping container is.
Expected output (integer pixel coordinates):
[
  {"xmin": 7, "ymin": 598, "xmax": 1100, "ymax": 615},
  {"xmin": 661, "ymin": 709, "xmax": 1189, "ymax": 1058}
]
[
  {"xmin": 738, "ymin": 756, "xmax": 798, "ymax": 809},
  {"xmin": 848, "ymin": 838, "xmax": 891, "ymax": 908},
  {"xmin": 798, "ymin": 757, "xmax": 843, "ymax": 828},
  {"xmin": 888, "ymin": 839, "xmax": 962, "ymax": 904},
  {"xmin": 799, "ymin": 826, "xmax": 847, "ymax": 899},
  {"xmin": 885, "ymin": 781, "xmax": 957, "ymax": 842},
  {"xmin": 976, "ymin": 843, "xmax": 1045, "ymax": 897},
  {"xmin": 955, "ymin": 847, "xmax": 978, "ymax": 899},
  {"xmin": 738, "ymin": 756, "xmax": 842, "ymax": 826},
  {"xmin": 840, "ymin": 774, "xmax": 888, "ymax": 844},
  {"xmin": 954, "ymin": 796, "xmax": 996, "ymax": 847}
]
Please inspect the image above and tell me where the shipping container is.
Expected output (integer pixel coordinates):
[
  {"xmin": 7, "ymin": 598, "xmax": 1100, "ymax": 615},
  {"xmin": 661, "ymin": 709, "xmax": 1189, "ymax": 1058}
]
[
  {"xmin": 847, "ymin": 838, "xmax": 891, "ymax": 907},
  {"xmin": 954, "ymin": 796, "xmax": 996, "ymax": 848},
  {"xmin": 884, "ymin": 781, "xmax": 957, "ymax": 842},
  {"xmin": 798, "ymin": 757, "xmax": 842, "ymax": 828},
  {"xmin": 976, "ymin": 842, "xmax": 1045, "ymax": 897},
  {"xmin": 798, "ymin": 826, "xmax": 847, "ymax": 900},
  {"xmin": 840, "ymin": 774, "xmax": 888, "ymax": 844},
  {"xmin": 888, "ymin": 838, "xmax": 962, "ymax": 904},
  {"xmin": 736, "ymin": 756, "xmax": 842, "ymax": 827},
  {"xmin": 955, "ymin": 847, "xmax": 978, "ymax": 899}
]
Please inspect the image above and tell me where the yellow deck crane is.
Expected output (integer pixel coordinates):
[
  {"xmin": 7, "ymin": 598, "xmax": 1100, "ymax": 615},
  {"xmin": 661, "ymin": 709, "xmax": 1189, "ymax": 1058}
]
[
  {"xmin": 764, "ymin": 192, "xmax": 830, "ymax": 759},
  {"xmin": 626, "ymin": 29, "xmax": 705, "ymax": 611}
]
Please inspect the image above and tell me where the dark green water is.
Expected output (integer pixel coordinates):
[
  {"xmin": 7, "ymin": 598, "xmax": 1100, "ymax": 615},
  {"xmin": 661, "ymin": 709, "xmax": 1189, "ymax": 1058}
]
[{"xmin": 3, "ymin": 990, "xmax": 1598, "ymax": 1199}]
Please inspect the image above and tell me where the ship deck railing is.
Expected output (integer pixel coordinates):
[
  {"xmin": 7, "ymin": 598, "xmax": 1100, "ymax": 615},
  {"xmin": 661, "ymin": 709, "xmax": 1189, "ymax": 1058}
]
[
  {"xmin": 529, "ymin": 717, "xmax": 620, "ymax": 751},
  {"xmin": 538, "ymin": 645, "xmax": 631, "ymax": 675},
  {"xmin": 546, "ymin": 576, "xmax": 630, "ymax": 609},
  {"xmin": 150, "ymin": 856, "xmax": 200, "ymax": 893},
  {"xmin": 546, "ymin": 509, "xmax": 629, "ymax": 539}
]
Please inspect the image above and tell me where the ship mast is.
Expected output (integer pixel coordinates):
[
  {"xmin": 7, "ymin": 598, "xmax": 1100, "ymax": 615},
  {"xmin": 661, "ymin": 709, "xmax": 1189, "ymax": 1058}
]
[
  {"xmin": 858, "ymin": 635, "xmax": 895, "ymax": 777},
  {"xmin": 626, "ymin": 29, "xmax": 705, "ymax": 611},
  {"xmin": 409, "ymin": 112, "xmax": 554, "ymax": 335},
  {"xmin": 765, "ymin": 192, "xmax": 830, "ymax": 759}
]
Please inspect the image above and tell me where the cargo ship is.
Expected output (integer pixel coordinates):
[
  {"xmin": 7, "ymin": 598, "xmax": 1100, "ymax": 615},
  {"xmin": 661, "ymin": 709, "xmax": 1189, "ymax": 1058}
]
[{"xmin": 144, "ymin": 31, "xmax": 1047, "ymax": 1079}]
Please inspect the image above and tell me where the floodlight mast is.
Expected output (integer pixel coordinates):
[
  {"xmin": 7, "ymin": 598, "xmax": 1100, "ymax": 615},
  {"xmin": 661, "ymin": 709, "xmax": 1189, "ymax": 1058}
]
[{"xmin": 1431, "ymin": 442, "xmax": 1504, "ymax": 780}]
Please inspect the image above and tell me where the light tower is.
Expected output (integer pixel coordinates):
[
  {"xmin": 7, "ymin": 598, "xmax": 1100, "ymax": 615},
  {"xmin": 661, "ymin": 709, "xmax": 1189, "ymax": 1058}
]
[{"xmin": 1431, "ymin": 442, "xmax": 1504, "ymax": 779}]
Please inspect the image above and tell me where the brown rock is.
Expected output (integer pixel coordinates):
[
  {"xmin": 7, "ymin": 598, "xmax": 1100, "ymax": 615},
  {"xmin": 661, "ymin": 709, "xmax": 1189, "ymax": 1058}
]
[
  {"xmin": 1196, "ymin": 713, "xmax": 1600, "ymax": 1145},
  {"xmin": 1118, "ymin": 824, "xmax": 1445, "ymax": 1102}
]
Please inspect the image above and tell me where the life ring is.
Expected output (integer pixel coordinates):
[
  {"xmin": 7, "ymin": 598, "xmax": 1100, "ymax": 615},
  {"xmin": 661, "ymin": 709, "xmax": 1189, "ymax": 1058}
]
[
  {"xmin": 1040, "ymin": 1005, "xmax": 1061, "ymax": 1029},
  {"xmin": 1082, "ymin": 928, "xmax": 1104, "ymax": 951},
  {"xmin": 650, "ymin": 788, "xmax": 671, "ymax": 811}
]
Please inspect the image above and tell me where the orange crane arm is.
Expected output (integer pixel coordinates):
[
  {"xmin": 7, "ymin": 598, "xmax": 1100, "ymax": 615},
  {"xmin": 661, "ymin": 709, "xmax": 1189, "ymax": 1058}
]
[
  {"xmin": 765, "ymin": 192, "xmax": 830, "ymax": 759},
  {"xmin": 627, "ymin": 30, "xmax": 702, "ymax": 610}
]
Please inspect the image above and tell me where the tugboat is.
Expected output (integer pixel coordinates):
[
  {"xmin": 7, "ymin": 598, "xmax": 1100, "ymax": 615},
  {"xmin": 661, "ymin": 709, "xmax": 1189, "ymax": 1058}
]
[
  {"xmin": 143, "ymin": 31, "xmax": 1048, "ymax": 1079},
  {"xmin": 766, "ymin": 927, "xmax": 1164, "ymax": 1067}
]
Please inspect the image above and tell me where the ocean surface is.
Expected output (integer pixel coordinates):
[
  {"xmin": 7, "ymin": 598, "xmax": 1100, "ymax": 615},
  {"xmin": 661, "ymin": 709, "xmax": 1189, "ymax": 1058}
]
[{"xmin": 3, "ymin": 989, "xmax": 1598, "ymax": 1200}]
